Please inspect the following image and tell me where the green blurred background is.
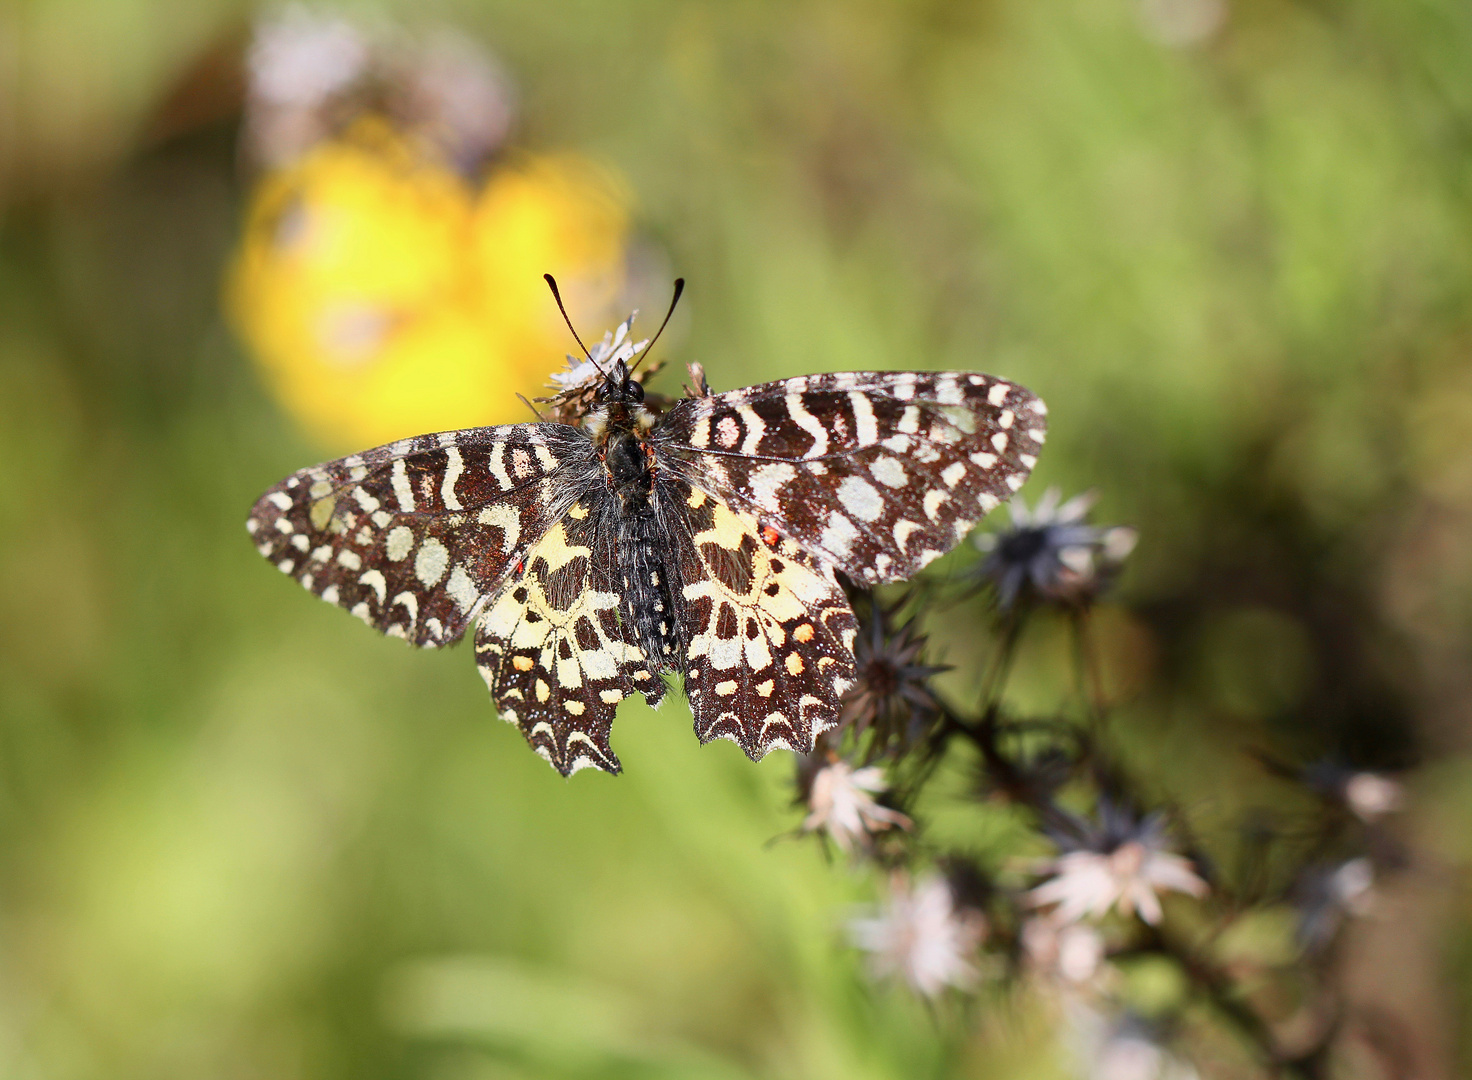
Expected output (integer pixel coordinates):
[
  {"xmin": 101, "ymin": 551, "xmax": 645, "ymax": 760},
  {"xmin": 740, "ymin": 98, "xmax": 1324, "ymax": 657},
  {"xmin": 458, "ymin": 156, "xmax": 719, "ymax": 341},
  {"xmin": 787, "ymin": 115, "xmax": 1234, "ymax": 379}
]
[{"xmin": 4, "ymin": 0, "xmax": 1472, "ymax": 1076}]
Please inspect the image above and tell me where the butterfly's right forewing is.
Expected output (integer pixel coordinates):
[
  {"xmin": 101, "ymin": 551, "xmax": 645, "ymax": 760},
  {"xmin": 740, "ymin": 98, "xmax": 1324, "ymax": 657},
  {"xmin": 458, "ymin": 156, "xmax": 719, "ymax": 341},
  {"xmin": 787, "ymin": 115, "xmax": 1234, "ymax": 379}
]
[
  {"xmin": 473, "ymin": 495, "xmax": 664, "ymax": 777},
  {"xmin": 247, "ymin": 424, "xmax": 593, "ymax": 647}
]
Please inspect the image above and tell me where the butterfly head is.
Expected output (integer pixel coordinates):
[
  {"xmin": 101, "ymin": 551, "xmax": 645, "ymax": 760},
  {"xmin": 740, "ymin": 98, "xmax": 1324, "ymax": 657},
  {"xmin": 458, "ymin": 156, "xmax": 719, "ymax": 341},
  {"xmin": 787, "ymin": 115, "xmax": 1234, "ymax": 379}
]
[{"xmin": 593, "ymin": 358, "xmax": 645, "ymax": 406}]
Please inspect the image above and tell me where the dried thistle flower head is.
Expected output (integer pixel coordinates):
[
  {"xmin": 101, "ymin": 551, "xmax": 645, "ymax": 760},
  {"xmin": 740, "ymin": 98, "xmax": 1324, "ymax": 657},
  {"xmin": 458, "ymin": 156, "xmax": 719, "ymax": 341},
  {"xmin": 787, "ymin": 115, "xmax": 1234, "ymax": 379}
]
[
  {"xmin": 537, "ymin": 312, "xmax": 661, "ymax": 425},
  {"xmin": 973, "ymin": 488, "xmax": 1137, "ymax": 609},
  {"xmin": 849, "ymin": 872, "xmax": 987, "ymax": 997},
  {"xmin": 1029, "ymin": 807, "xmax": 1207, "ymax": 926},
  {"xmin": 800, "ymin": 758, "xmax": 911, "ymax": 853},
  {"xmin": 839, "ymin": 595, "xmax": 948, "ymax": 756}
]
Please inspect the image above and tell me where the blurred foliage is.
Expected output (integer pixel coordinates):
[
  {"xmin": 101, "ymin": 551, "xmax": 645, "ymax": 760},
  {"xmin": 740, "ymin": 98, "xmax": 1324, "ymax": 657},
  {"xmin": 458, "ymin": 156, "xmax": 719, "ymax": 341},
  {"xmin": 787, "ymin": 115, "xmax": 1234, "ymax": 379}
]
[{"xmin": 3, "ymin": 0, "xmax": 1472, "ymax": 1078}]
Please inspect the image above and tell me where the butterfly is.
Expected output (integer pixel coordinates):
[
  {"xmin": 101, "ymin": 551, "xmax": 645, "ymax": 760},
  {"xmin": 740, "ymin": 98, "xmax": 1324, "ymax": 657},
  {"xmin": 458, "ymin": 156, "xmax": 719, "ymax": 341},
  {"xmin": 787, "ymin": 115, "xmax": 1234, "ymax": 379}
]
[{"xmin": 247, "ymin": 281, "xmax": 1046, "ymax": 775}]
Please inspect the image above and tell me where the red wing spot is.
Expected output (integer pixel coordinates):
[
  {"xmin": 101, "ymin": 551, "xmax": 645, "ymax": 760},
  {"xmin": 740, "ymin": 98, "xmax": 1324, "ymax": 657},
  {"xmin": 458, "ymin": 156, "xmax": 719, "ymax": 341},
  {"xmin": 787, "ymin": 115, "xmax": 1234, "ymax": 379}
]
[
  {"xmin": 760, "ymin": 526, "xmax": 781, "ymax": 548},
  {"xmin": 515, "ymin": 560, "xmax": 525, "ymax": 575}
]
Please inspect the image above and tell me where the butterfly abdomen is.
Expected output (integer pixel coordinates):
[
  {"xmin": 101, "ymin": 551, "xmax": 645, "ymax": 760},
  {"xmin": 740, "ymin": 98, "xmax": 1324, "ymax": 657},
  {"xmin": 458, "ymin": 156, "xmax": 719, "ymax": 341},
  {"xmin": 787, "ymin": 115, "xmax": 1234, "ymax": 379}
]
[{"xmin": 617, "ymin": 509, "xmax": 682, "ymax": 673}]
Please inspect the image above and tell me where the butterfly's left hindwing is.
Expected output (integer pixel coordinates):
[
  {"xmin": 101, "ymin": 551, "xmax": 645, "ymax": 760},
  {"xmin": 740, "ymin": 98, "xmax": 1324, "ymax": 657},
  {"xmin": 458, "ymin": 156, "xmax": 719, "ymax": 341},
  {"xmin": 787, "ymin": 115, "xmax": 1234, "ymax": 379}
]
[{"xmin": 660, "ymin": 480, "xmax": 857, "ymax": 760}]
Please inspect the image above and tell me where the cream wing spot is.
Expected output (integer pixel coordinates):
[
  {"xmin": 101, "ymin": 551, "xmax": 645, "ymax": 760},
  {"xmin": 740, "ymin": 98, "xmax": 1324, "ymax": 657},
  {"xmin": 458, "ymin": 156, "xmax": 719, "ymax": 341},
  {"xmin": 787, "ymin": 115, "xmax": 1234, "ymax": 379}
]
[
  {"xmin": 489, "ymin": 441, "xmax": 512, "ymax": 489},
  {"xmin": 385, "ymin": 526, "xmax": 414, "ymax": 562},
  {"xmin": 894, "ymin": 519, "xmax": 923, "ymax": 551},
  {"xmin": 441, "ymin": 446, "xmax": 464, "ymax": 510},
  {"xmin": 415, "ymin": 537, "xmax": 449, "ymax": 586},
  {"xmin": 819, "ymin": 513, "xmax": 859, "ymax": 559},
  {"xmin": 749, "ymin": 462, "xmax": 797, "ymax": 513},
  {"xmin": 787, "ymin": 395, "xmax": 830, "ymax": 458},
  {"xmin": 737, "ymin": 404, "xmax": 767, "ymax": 453},
  {"xmin": 446, "ymin": 566, "xmax": 479, "ymax": 612},
  {"xmin": 848, "ymin": 391, "xmax": 878, "ymax": 444},
  {"xmin": 391, "ymin": 460, "xmax": 415, "ymax": 511},
  {"xmin": 870, "ymin": 456, "xmax": 907, "ymax": 488},
  {"xmin": 836, "ymin": 475, "xmax": 884, "ymax": 523},
  {"xmin": 359, "ymin": 569, "xmax": 387, "ymax": 604},
  {"xmin": 716, "ymin": 415, "xmax": 740, "ymax": 448}
]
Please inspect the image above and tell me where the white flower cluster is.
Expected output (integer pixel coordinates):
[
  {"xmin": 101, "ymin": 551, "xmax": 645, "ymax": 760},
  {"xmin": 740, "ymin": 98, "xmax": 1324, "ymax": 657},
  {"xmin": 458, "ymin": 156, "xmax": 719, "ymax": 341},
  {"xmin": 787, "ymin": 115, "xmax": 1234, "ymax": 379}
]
[
  {"xmin": 848, "ymin": 873, "xmax": 986, "ymax": 998},
  {"xmin": 549, "ymin": 313, "xmax": 648, "ymax": 390},
  {"xmin": 801, "ymin": 760, "xmax": 910, "ymax": 853},
  {"xmin": 1028, "ymin": 836, "xmax": 1208, "ymax": 927}
]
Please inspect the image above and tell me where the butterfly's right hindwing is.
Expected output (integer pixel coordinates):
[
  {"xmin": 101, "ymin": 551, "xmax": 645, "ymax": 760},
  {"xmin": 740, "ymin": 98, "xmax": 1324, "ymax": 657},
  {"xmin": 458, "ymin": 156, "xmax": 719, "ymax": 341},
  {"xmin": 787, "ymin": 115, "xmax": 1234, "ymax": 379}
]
[
  {"xmin": 474, "ymin": 496, "xmax": 664, "ymax": 776},
  {"xmin": 247, "ymin": 424, "xmax": 593, "ymax": 648}
]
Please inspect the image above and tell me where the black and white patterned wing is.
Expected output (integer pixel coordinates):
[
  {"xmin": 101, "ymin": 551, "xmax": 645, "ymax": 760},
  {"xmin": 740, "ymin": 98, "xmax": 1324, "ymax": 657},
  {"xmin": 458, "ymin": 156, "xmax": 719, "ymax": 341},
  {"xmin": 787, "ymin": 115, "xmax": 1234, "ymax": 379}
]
[
  {"xmin": 654, "ymin": 372, "xmax": 1046, "ymax": 584},
  {"xmin": 473, "ymin": 494, "xmax": 663, "ymax": 777},
  {"xmin": 659, "ymin": 481, "xmax": 857, "ymax": 760},
  {"xmin": 247, "ymin": 424, "xmax": 593, "ymax": 647}
]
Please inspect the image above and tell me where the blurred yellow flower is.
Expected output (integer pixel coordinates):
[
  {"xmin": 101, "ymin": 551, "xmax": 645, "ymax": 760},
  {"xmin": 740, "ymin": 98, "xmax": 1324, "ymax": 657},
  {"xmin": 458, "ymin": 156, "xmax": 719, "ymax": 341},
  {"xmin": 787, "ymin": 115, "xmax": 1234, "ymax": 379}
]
[{"xmin": 228, "ymin": 117, "xmax": 632, "ymax": 450}]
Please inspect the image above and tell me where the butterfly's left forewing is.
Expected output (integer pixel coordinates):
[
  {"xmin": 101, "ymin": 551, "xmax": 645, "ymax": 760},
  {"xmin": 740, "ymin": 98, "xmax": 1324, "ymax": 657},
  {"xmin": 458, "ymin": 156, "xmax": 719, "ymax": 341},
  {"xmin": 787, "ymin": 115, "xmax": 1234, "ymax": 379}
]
[{"xmin": 654, "ymin": 371, "xmax": 1045, "ymax": 585}]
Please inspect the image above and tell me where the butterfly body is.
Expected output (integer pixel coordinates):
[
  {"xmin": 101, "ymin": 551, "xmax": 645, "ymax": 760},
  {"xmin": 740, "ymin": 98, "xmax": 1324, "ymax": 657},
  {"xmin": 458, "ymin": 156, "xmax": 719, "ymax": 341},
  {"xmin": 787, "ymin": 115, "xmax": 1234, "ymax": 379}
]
[{"xmin": 248, "ymin": 351, "xmax": 1045, "ymax": 776}]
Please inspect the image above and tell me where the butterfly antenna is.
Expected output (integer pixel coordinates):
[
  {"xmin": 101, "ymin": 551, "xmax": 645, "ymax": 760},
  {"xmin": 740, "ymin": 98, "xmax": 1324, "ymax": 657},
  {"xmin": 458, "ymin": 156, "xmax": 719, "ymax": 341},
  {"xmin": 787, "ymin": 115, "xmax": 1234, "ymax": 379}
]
[
  {"xmin": 543, "ymin": 273, "xmax": 602, "ymax": 373},
  {"xmin": 628, "ymin": 277, "xmax": 685, "ymax": 375}
]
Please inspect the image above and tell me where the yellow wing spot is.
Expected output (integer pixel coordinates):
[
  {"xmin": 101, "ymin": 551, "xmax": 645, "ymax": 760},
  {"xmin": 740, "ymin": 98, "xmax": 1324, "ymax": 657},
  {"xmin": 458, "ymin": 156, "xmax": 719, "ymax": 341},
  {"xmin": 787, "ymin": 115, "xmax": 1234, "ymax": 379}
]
[
  {"xmin": 512, "ymin": 655, "xmax": 535, "ymax": 672},
  {"xmin": 565, "ymin": 700, "xmax": 586, "ymax": 715},
  {"xmin": 309, "ymin": 495, "xmax": 336, "ymax": 531},
  {"xmin": 535, "ymin": 679, "xmax": 551, "ymax": 702},
  {"xmin": 793, "ymin": 623, "xmax": 815, "ymax": 643},
  {"xmin": 786, "ymin": 652, "xmax": 805, "ymax": 676}
]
